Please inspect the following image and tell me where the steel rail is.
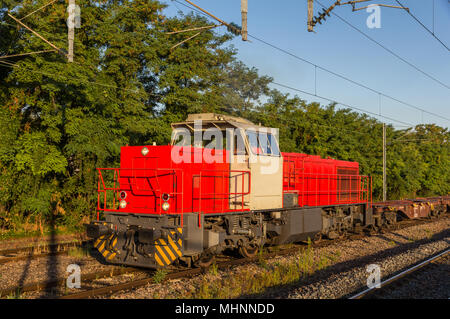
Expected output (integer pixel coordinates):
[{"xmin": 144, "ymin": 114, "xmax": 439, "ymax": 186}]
[
  {"xmin": 59, "ymin": 246, "xmax": 304, "ymax": 299},
  {"xmin": 59, "ymin": 215, "xmax": 448, "ymax": 299},
  {"xmin": 0, "ymin": 214, "xmax": 446, "ymax": 298},
  {"xmin": 0, "ymin": 240, "xmax": 89, "ymax": 266},
  {"xmin": 0, "ymin": 266, "xmax": 141, "ymax": 298},
  {"xmin": 348, "ymin": 248, "xmax": 450, "ymax": 299},
  {"xmin": 0, "ymin": 240, "xmax": 88, "ymax": 257},
  {"xmin": 0, "ymin": 251, "xmax": 69, "ymax": 266}
]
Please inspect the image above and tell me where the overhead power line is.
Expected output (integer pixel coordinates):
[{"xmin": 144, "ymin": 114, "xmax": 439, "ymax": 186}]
[
  {"xmin": 172, "ymin": 0, "xmax": 450, "ymax": 123},
  {"xmin": 247, "ymin": 34, "xmax": 450, "ymax": 123},
  {"xmin": 19, "ymin": 0, "xmax": 59, "ymax": 21},
  {"xmin": 0, "ymin": 54, "xmax": 415, "ymax": 127},
  {"xmin": 394, "ymin": 0, "xmax": 450, "ymax": 52},
  {"xmin": 7, "ymin": 13, "xmax": 67, "ymax": 58},
  {"xmin": 0, "ymin": 62, "xmax": 146, "ymax": 95},
  {"xmin": 0, "ymin": 49, "xmax": 55, "ymax": 59},
  {"xmin": 271, "ymin": 81, "xmax": 414, "ymax": 127},
  {"xmin": 314, "ymin": 0, "xmax": 450, "ymax": 91}
]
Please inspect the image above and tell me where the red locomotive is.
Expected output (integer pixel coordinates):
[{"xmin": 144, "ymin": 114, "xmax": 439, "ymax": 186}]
[{"xmin": 86, "ymin": 113, "xmax": 448, "ymax": 268}]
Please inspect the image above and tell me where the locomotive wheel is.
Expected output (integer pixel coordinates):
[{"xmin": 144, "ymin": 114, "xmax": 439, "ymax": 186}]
[
  {"xmin": 337, "ymin": 230, "xmax": 346, "ymax": 239},
  {"xmin": 367, "ymin": 224, "xmax": 379, "ymax": 235},
  {"xmin": 238, "ymin": 244, "xmax": 259, "ymax": 258},
  {"xmin": 336, "ymin": 225, "xmax": 346, "ymax": 239},
  {"xmin": 196, "ymin": 253, "xmax": 214, "ymax": 268},
  {"xmin": 313, "ymin": 232, "xmax": 323, "ymax": 243}
]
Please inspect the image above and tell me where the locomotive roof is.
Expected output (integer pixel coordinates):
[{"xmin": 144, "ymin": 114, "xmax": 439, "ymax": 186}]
[{"xmin": 171, "ymin": 113, "xmax": 268, "ymax": 131}]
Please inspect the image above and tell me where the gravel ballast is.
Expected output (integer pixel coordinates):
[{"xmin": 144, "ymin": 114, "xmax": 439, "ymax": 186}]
[
  {"xmin": 0, "ymin": 217, "xmax": 448, "ymax": 299},
  {"xmin": 108, "ymin": 217, "xmax": 450, "ymax": 299}
]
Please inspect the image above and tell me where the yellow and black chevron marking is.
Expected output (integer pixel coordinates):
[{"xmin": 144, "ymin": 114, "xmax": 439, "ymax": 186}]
[
  {"xmin": 154, "ymin": 227, "xmax": 183, "ymax": 267},
  {"xmin": 94, "ymin": 233, "xmax": 118, "ymax": 261}
]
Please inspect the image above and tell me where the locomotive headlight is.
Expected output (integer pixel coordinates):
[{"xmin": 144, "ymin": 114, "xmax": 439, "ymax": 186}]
[
  {"xmin": 162, "ymin": 201, "xmax": 170, "ymax": 211},
  {"xmin": 119, "ymin": 200, "xmax": 127, "ymax": 209},
  {"xmin": 141, "ymin": 147, "xmax": 149, "ymax": 156}
]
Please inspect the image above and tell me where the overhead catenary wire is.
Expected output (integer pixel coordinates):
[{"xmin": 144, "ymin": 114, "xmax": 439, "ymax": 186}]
[
  {"xmin": 261, "ymin": 109, "xmax": 440, "ymax": 145},
  {"xmin": 172, "ymin": 0, "xmax": 448, "ymax": 125},
  {"xmin": 271, "ymin": 81, "xmax": 414, "ymax": 127},
  {"xmin": 0, "ymin": 58, "xmax": 407, "ymax": 138},
  {"xmin": 19, "ymin": 0, "xmax": 60, "ymax": 21},
  {"xmin": 394, "ymin": 0, "xmax": 449, "ymax": 52},
  {"xmin": 247, "ymin": 33, "xmax": 450, "ymax": 123},
  {"xmin": 263, "ymin": 111, "xmax": 393, "ymax": 138},
  {"xmin": 1, "ymin": 58, "xmax": 427, "ymax": 141},
  {"xmin": 0, "ymin": 48, "xmax": 416, "ymax": 132},
  {"xmin": 7, "ymin": 13, "xmax": 67, "ymax": 57},
  {"xmin": 3, "ymin": 1, "xmax": 447, "ymax": 129},
  {"xmin": 314, "ymin": 0, "xmax": 450, "ymax": 90},
  {"xmin": 0, "ymin": 57, "xmax": 418, "ymax": 138},
  {"xmin": 0, "ymin": 49, "xmax": 55, "ymax": 59},
  {"xmin": 0, "ymin": 61, "xmax": 146, "ymax": 95},
  {"xmin": 0, "ymin": 60, "xmax": 17, "ymax": 67}
]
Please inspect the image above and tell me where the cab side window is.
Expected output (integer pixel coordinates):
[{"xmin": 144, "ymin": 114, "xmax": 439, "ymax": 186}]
[
  {"xmin": 268, "ymin": 133, "xmax": 280, "ymax": 156},
  {"xmin": 247, "ymin": 131, "xmax": 262, "ymax": 155},
  {"xmin": 246, "ymin": 130, "xmax": 280, "ymax": 156},
  {"xmin": 233, "ymin": 130, "xmax": 247, "ymax": 155}
]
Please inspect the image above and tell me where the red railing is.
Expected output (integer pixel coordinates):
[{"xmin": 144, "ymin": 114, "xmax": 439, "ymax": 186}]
[
  {"xmin": 96, "ymin": 168, "xmax": 251, "ymax": 225},
  {"xmin": 193, "ymin": 170, "xmax": 251, "ymax": 226},
  {"xmin": 96, "ymin": 167, "xmax": 184, "ymax": 217},
  {"xmin": 283, "ymin": 169, "xmax": 372, "ymax": 207}
]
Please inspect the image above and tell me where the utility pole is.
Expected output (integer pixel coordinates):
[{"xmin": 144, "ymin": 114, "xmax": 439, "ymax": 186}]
[
  {"xmin": 241, "ymin": 0, "xmax": 248, "ymax": 41},
  {"xmin": 68, "ymin": 0, "xmax": 75, "ymax": 62},
  {"xmin": 307, "ymin": 0, "xmax": 314, "ymax": 32},
  {"xmin": 383, "ymin": 123, "xmax": 387, "ymax": 202}
]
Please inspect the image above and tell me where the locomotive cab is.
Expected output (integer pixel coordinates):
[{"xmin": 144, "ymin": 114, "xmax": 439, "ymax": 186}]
[{"xmin": 171, "ymin": 113, "xmax": 284, "ymax": 211}]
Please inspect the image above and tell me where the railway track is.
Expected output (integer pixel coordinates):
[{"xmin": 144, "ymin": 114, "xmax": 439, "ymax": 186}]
[
  {"xmin": 0, "ymin": 265, "xmax": 142, "ymax": 298},
  {"xmin": 0, "ymin": 240, "xmax": 89, "ymax": 265},
  {"xmin": 59, "ymin": 215, "xmax": 449, "ymax": 299},
  {"xmin": 0, "ymin": 214, "xmax": 447, "ymax": 299},
  {"xmin": 0, "ymin": 244, "xmax": 300, "ymax": 299},
  {"xmin": 59, "ymin": 245, "xmax": 305, "ymax": 299},
  {"xmin": 348, "ymin": 248, "xmax": 450, "ymax": 299}
]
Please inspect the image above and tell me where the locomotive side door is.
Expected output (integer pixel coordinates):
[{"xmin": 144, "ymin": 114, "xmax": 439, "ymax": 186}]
[
  {"xmin": 245, "ymin": 129, "xmax": 283, "ymax": 210},
  {"xmin": 228, "ymin": 128, "xmax": 251, "ymax": 210}
]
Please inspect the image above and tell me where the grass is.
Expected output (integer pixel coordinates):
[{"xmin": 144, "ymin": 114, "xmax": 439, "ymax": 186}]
[
  {"xmin": 153, "ymin": 269, "xmax": 168, "ymax": 284},
  {"xmin": 179, "ymin": 240, "xmax": 336, "ymax": 299},
  {"xmin": 407, "ymin": 236, "xmax": 417, "ymax": 242},
  {"xmin": 209, "ymin": 262, "xmax": 219, "ymax": 276},
  {"xmin": 0, "ymin": 227, "xmax": 83, "ymax": 241},
  {"xmin": 0, "ymin": 213, "xmax": 90, "ymax": 241},
  {"xmin": 6, "ymin": 289, "xmax": 22, "ymax": 299},
  {"xmin": 424, "ymin": 229, "xmax": 433, "ymax": 239},
  {"xmin": 67, "ymin": 246, "xmax": 91, "ymax": 258},
  {"xmin": 257, "ymin": 247, "xmax": 269, "ymax": 269}
]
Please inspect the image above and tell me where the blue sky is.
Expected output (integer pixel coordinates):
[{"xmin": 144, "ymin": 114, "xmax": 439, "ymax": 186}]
[{"xmin": 163, "ymin": 0, "xmax": 450, "ymax": 129}]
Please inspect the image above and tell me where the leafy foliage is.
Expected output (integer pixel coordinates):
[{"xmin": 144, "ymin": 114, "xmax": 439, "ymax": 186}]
[{"xmin": 0, "ymin": 0, "xmax": 448, "ymax": 234}]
